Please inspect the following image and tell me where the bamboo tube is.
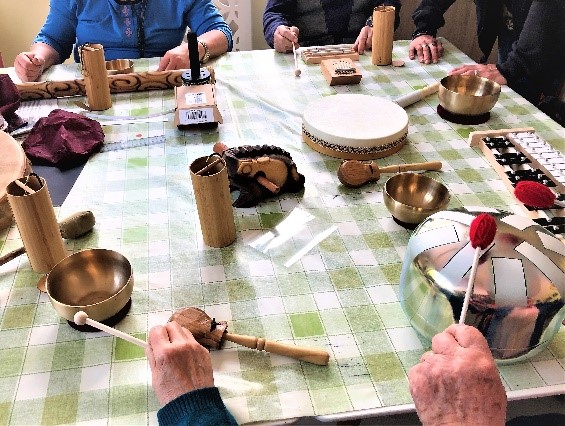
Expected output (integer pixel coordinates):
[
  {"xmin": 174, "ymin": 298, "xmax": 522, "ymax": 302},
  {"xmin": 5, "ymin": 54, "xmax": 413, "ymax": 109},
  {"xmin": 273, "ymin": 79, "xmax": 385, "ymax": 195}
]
[
  {"xmin": 371, "ymin": 6, "xmax": 395, "ymax": 65},
  {"xmin": 6, "ymin": 175, "xmax": 67, "ymax": 273},
  {"xmin": 80, "ymin": 44, "xmax": 112, "ymax": 110},
  {"xmin": 189, "ymin": 157, "xmax": 236, "ymax": 248}
]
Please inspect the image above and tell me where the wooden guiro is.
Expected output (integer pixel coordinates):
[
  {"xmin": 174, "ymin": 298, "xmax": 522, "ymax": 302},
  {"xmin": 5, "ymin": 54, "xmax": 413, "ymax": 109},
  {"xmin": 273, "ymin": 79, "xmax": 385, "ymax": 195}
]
[
  {"xmin": 337, "ymin": 160, "xmax": 443, "ymax": 188},
  {"xmin": 170, "ymin": 307, "xmax": 330, "ymax": 366}
]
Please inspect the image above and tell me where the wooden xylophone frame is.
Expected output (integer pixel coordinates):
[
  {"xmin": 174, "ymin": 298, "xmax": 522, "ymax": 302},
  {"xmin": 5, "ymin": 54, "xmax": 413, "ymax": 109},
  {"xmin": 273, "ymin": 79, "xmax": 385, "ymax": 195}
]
[
  {"xmin": 301, "ymin": 44, "xmax": 359, "ymax": 65},
  {"xmin": 15, "ymin": 67, "xmax": 216, "ymax": 101},
  {"xmin": 468, "ymin": 127, "xmax": 564, "ymax": 237}
]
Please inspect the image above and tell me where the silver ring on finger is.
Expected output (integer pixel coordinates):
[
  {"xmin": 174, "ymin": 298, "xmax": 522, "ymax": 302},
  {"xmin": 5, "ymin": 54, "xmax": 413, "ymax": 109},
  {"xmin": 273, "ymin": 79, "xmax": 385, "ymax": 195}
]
[
  {"xmin": 474, "ymin": 69, "xmax": 479, "ymax": 76},
  {"xmin": 420, "ymin": 44, "xmax": 428, "ymax": 49},
  {"xmin": 430, "ymin": 41, "xmax": 437, "ymax": 47}
]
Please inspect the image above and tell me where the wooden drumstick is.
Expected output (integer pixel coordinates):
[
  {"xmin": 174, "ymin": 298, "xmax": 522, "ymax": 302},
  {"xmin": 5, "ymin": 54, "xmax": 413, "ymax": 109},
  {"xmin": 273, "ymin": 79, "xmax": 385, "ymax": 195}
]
[
  {"xmin": 292, "ymin": 42, "xmax": 301, "ymax": 77},
  {"xmin": 74, "ymin": 311, "xmax": 147, "ymax": 348},
  {"xmin": 394, "ymin": 82, "xmax": 440, "ymax": 108},
  {"xmin": 170, "ymin": 307, "xmax": 330, "ymax": 366},
  {"xmin": 338, "ymin": 160, "xmax": 443, "ymax": 188}
]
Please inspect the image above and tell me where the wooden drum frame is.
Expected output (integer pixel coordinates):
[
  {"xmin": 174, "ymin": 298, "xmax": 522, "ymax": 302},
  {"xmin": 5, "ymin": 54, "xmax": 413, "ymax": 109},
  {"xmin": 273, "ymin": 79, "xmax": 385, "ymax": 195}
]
[{"xmin": 301, "ymin": 94, "xmax": 409, "ymax": 160}]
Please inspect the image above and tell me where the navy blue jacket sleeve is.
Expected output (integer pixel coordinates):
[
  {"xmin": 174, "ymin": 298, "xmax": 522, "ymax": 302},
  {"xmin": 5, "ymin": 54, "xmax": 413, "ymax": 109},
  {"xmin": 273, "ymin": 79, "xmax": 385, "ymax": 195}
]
[{"xmin": 157, "ymin": 387, "xmax": 237, "ymax": 426}]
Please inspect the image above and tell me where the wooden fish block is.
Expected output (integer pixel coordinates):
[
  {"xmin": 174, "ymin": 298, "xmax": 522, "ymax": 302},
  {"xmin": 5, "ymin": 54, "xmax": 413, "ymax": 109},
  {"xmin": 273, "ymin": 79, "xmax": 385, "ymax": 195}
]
[
  {"xmin": 320, "ymin": 58, "xmax": 362, "ymax": 86},
  {"xmin": 301, "ymin": 44, "xmax": 359, "ymax": 65}
]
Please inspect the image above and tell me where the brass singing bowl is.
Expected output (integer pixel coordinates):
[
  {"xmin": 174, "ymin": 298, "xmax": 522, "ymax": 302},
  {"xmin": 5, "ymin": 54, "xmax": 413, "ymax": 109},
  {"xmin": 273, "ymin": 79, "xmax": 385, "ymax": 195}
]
[
  {"xmin": 46, "ymin": 249, "xmax": 133, "ymax": 322},
  {"xmin": 383, "ymin": 173, "xmax": 451, "ymax": 225},
  {"xmin": 438, "ymin": 74, "xmax": 501, "ymax": 116},
  {"xmin": 105, "ymin": 59, "xmax": 134, "ymax": 75}
]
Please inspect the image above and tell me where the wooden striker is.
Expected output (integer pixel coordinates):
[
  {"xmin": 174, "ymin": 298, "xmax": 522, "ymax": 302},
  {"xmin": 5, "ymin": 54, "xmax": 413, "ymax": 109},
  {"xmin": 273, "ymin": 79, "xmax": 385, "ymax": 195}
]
[
  {"xmin": 6, "ymin": 175, "xmax": 67, "ymax": 273},
  {"xmin": 189, "ymin": 157, "xmax": 236, "ymax": 248},
  {"xmin": 371, "ymin": 6, "xmax": 395, "ymax": 65},
  {"xmin": 80, "ymin": 43, "xmax": 112, "ymax": 110}
]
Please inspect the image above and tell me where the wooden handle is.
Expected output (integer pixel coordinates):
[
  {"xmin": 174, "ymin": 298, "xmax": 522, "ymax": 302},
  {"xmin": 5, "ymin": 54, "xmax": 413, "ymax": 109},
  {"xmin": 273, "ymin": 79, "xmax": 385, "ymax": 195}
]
[
  {"xmin": 85, "ymin": 317, "xmax": 148, "ymax": 348},
  {"xmin": 394, "ymin": 83, "xmax": 440, "ymax": 108},
  {"xmin": 224, "ymin": 333, "xmax": 330, "ymax": 366},
  {"xmin": 0, "ymin": 246, "xmax": 26, "ymax": 267},
  {"xmin": 378, "ymin": 161, "xmax": 443, "ymax": 174}
]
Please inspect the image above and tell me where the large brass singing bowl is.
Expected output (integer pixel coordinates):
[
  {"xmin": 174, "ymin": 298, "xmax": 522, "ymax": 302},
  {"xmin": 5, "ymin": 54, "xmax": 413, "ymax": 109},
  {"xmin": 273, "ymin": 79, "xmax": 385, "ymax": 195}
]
[
  {"xmin": 383, "ymin": 173, "xmax": 451, "ymax": 225},
  {"xmin": 46, "ymin": 249, "xmax": 133, "ymax": 322},
  {"xmin": 400, "ymin": 209, "xmax": 565, "ymax": 363},
  {"xmin": 439, "ymin": 74, "xmax": 501, "ymax": 116}
]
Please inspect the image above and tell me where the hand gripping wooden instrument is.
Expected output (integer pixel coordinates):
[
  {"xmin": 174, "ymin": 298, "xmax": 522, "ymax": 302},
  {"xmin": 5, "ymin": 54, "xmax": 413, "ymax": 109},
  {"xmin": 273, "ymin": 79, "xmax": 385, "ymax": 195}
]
[{"xmin": 170, "ymin": 307, "xmax": 330, "ymax": 366}]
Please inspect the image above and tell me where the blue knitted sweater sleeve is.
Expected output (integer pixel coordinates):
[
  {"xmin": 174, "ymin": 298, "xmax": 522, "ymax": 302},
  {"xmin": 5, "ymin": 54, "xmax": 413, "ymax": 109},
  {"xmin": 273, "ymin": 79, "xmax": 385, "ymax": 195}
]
[{"xmin": 157, "ymin": 387, "xmax": 237, "ymax": 426}]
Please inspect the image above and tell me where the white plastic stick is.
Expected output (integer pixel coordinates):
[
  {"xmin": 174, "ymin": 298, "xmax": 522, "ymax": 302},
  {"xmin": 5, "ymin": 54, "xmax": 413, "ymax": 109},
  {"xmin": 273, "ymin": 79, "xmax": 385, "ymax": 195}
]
[
  {"xmin": 459, "ymin": 248, "xmax": 481, "ymax": 324},
  {"xmin": 74, "ymin": 311, "xmax": 147, "ymax": 348}
]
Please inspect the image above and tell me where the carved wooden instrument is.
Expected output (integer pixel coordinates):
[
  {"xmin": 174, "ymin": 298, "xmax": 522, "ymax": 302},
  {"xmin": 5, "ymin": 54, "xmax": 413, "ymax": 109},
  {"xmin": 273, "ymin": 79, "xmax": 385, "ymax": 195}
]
[
  {"xmin": 338, "ymin": 160, "xmax": 443, "ymax": 188},
  {"xmin": 170, "ymin": 307, "xmax": 330, "ymax": 366},
  {"xmin": 16, "ymin": 70, "xmax": 186, "ymax": 100}
]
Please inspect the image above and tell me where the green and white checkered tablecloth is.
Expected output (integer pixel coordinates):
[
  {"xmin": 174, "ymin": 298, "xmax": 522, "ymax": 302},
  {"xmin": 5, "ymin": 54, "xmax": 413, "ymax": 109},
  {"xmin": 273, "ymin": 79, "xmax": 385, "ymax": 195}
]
[{"xmin": 1, "ymin": 40, "xmax": 563, "ymax": 425}]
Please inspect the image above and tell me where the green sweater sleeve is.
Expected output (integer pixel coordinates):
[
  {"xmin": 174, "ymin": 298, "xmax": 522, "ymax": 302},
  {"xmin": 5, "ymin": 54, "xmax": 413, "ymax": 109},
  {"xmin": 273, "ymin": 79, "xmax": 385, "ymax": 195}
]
[{"xmin": 157, "ymin": 387, "xmax": 237, "ymax": 426}]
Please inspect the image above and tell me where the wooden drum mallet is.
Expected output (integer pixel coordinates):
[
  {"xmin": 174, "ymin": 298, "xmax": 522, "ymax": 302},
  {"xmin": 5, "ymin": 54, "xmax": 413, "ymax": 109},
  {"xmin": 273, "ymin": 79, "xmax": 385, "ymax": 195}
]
[{"xmin": 338, "ymin": 160, "xmax": 443, "ymax": 188}]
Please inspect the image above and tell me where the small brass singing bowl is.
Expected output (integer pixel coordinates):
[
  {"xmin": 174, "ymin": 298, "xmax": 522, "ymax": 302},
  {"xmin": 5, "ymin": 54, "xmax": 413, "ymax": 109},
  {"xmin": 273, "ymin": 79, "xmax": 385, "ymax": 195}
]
[
  {"xmin": 438, "ymin": 74, "xmax": 501, "ymax": 116},
  {"xmin": 383, "ymin": 173, "xmax": 451, "ymax": 226},
  {"xmin": 105, "ymin": 59, "xmax": 134, "ymax": 75},
  {"xmin": 46, "ymin": 249, "xmax": 134, "ymax": 323}
]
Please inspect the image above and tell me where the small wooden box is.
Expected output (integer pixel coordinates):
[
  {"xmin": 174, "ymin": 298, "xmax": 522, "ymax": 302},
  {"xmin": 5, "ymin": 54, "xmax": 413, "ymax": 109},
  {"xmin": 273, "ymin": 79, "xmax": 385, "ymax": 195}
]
[
  {"xmin": 320, "ymin": 58, "xmax": 362, "ymax": 86},
  {"xmin": 174, "ymin": 83, "xmax": 223, "ymax": 127}
]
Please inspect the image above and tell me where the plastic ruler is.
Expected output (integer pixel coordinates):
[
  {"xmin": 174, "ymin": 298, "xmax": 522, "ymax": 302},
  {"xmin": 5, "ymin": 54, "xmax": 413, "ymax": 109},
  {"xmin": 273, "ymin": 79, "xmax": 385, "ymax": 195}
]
[{"xmin": 99, "ymin": 135, "xmax": 167, "ymax": 152}]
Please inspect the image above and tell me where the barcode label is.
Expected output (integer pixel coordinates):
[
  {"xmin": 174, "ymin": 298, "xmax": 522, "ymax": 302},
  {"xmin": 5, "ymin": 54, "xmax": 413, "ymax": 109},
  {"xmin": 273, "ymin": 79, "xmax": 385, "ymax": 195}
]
[
  {"xmin": 180, "ymin": 108, "xmax": 214, "ymax": 124},
  {"xmin": 184, "ymin": 92, "xmax": 207, "ymax": 105}
]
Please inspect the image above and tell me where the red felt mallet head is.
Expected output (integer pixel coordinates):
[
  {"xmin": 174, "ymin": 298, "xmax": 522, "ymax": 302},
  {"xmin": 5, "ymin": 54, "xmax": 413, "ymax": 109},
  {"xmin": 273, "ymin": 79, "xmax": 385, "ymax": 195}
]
[
  {"xmin": 514, "ymin": 180, "xmax": 556, "ymax": 209},
  {"xmin": 469, "ymin": 213, "xmax": 497, "ymax": 249}
]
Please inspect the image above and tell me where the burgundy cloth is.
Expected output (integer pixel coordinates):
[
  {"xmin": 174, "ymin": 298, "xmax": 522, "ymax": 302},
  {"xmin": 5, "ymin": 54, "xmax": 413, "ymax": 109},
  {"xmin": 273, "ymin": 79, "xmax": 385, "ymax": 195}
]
[
  {"xmin": 22, "ymin": 109, "xmax": 104, "ymax": 170},
  {"xmin": 0, "ymin": 74, "xmax": 26, "ymax": 133}
]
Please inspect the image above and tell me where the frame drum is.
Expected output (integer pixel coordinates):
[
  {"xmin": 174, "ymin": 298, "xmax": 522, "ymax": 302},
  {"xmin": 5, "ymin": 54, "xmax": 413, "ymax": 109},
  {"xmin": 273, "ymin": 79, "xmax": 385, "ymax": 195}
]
[
  {"xmin": 0, "ymin": 131, "xmax": 31, "ymax": 231},
  {"xmin": 302, "ymin": 94, "xmax": 409, "ymax": 160}
]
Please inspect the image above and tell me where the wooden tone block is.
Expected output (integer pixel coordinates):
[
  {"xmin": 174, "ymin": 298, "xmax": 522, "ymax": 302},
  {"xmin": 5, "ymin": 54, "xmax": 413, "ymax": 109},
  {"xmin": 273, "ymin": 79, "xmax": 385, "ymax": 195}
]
[{"xmin": 320, "ymin": 58, "xmax": 362, "ymax": 86}]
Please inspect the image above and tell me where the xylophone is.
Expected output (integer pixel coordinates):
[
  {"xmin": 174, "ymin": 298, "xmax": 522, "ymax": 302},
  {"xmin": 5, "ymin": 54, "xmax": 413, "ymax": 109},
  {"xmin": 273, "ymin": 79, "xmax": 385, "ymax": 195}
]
[
  {"xmin": 300, "ymin": 44, "xmax": 359, "ymax": 65},
  {"xmin": 469, "ymin": 128, "xmax": 564, "ymax": 238}
]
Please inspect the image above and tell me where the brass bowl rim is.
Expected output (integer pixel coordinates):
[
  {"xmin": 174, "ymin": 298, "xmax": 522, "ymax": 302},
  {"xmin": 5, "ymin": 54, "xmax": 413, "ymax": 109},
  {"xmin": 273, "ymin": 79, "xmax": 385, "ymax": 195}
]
[
  {"xmin": 384, "ymin": 172, "xmax": 450, "ymax": 211},
  {"xmin": 105, "ymin": 59, "xmax": 134, "ymax": 75},
  {"xmin": 439, "ymin": 74, "xmax": 501, "ymax": 98},
  {"xmin": 46, "ymin": 248, "xmax": 133, "ymax": 309}
]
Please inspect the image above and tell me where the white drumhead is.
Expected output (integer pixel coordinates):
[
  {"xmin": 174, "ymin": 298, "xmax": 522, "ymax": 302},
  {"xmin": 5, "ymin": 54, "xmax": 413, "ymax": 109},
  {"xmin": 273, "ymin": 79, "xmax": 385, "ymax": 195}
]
[{"xmin": 302, "ymin": 94, "xmax": 408, "ymax": 159}]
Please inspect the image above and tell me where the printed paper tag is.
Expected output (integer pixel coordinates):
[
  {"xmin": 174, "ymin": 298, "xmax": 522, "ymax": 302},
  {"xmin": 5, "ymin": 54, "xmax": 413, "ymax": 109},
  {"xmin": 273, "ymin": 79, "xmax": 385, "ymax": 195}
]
[
  {"xmin": 179, "ymin": 108, "xmax": 214, "ymax": 124},
  {"xmin": 184, "ymin": 92, "xmax": 207, "ymax": 105}
]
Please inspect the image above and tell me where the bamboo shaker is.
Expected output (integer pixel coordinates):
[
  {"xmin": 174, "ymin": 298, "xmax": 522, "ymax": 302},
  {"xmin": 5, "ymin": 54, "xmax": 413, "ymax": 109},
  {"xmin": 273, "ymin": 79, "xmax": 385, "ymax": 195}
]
[
  {"xmin": 189, "ymin": 157, "xmax": 236, "ymax": 248},
  {"xmin": 80, "ymin": 43, "xmax": 112, "ymax": 110},
  {"xmin": 6, "ymin": 175, "xmax": 67, "ymax": 273},
  {"xmin": 371, "ymin": 6, "xmax": 396, "ymax": 65}
]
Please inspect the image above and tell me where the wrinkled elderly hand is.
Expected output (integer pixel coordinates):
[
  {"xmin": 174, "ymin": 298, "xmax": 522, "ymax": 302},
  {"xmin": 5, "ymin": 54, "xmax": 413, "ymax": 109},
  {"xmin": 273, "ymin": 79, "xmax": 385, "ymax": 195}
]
[
  {"xmin": 353, "ymin": 25, "xmax": 373, "ymax": 54},
  {"xmin": 146, "ymin": 321, "xmax": 214, "ymax": 406},
  {"xmin": 14, "ymin": 52, "xmax": 46, "ymax": 82},
  {"xmin": 274, "ymin": 25, "xmax": 299, "ymax": 53},
  {"xmin": 408, "ymin": 324, "xmax": 507, "ymax": 426},
  {"xmin": 409, "ymin": 35, "xmax": 444, "ymax": 64},
  {"xmin": 158, "ymin": 43, "xmax": 190, "ymax": 71},
  {"xmin": 449, "ymin": 63, "xmax": 508, "ymax": 86}
]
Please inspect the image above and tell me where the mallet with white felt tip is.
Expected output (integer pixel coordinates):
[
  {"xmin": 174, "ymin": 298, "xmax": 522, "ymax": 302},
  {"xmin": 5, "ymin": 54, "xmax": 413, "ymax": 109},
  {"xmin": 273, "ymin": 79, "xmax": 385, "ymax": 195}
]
[
  {"xmin": 293, "ymin": 42, "xmax": 301, "ymax": 77},
  {"xmin": 73, "ymin": 311, "xmax": 147, "ymax": 348}
]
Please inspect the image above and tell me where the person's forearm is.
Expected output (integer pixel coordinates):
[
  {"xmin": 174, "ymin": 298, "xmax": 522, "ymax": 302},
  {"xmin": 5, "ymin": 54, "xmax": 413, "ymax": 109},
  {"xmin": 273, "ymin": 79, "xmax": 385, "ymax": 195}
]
[
  {"xmin": 263, "ymin": 0, "xmax": 294, "ymax": 48},
  {"xmin": 497, "ymin": 0, "xmax": 561, "ymax": 86},
  {"xmin": 197, "ymin": 29, "xmax": 229, "ymax": 60},
  {"xmin": 29, "ymin": 42, "xmax": 60, "ymax": 69},
  {"xmin": 411, "ymin": 0, "xmax": 456, "ymax": 37}
]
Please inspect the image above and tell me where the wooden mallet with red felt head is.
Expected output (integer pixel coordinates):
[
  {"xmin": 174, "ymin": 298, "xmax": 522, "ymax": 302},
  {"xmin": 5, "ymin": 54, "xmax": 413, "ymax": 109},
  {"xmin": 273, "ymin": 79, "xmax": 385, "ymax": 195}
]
[{"xmin": 459, "ymin": 213, "xmax": 497, "ymax": 324}]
